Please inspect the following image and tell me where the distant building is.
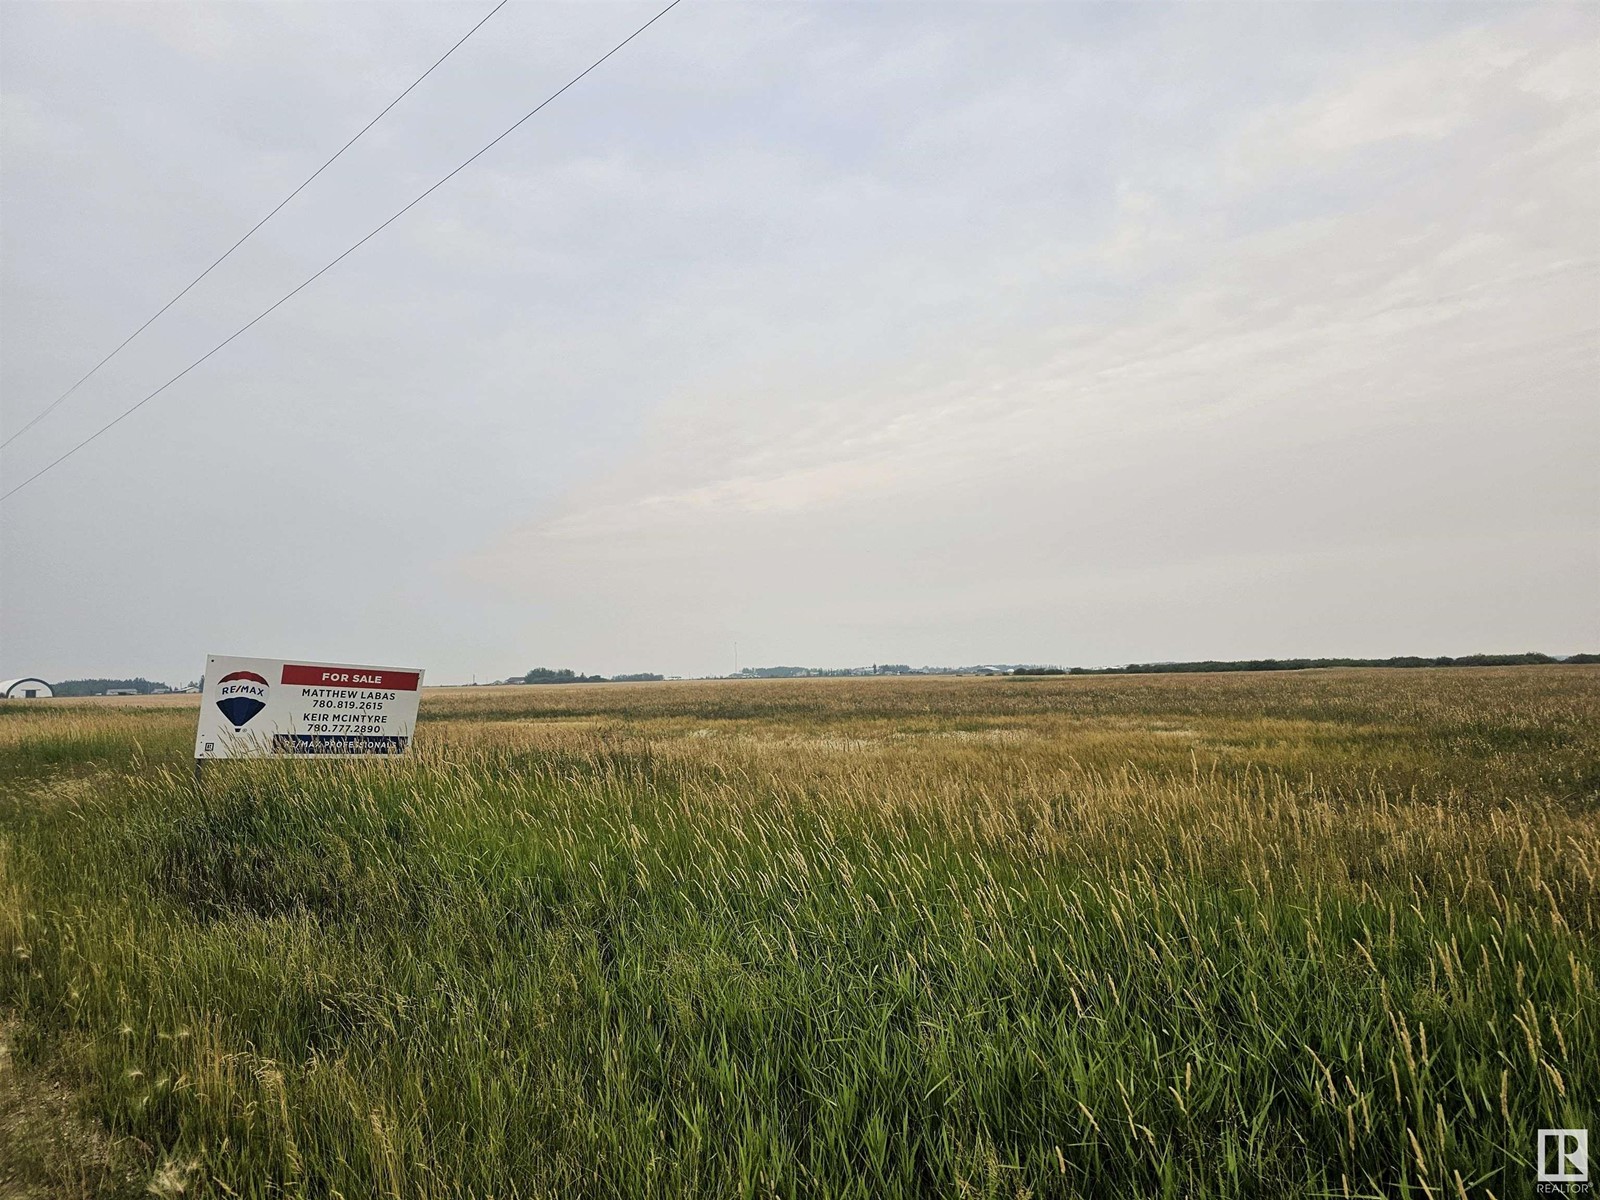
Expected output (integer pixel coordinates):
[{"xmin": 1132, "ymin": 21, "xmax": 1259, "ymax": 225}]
[
  {"xmin": 104, "ymin": 688, "xmax": 138, "ymax": 696},
  {"xmin": 0, "ymin": 678, "xmax": 54, "ymax": 699}
]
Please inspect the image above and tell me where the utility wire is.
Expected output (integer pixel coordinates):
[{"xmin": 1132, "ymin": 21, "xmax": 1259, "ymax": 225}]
[
  {"xmin": 0, "ymin": 0, "xmax": 508, "ymax": 452},
  {"xmin": 1, "ymin": 0, "xmax": 684, "ymax": 505}
]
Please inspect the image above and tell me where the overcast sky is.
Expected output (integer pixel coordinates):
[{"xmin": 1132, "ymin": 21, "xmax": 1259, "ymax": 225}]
[{"xmin": 2, "ymin": 1, "xmax": 1596, "ymax": 685}]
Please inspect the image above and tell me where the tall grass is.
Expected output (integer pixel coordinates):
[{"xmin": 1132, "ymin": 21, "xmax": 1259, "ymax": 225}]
[{"xmin": 1, "ymin": 668, "xmax": 1596, "ymax": 1197}]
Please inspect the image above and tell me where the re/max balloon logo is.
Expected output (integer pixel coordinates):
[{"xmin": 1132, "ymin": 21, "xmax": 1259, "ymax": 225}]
[{"xmin": 215, "ymin": 671, "xmax": 269, "ymax": 728}]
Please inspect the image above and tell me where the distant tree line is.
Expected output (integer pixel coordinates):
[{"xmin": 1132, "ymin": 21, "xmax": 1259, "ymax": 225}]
[
  {"xmin": 496, "ymin": 668, "xmax": 664, "ymax": 685},
  {"xmin": 523, "ymin": 668, "xmax": 605, "ymax": 684},
  {"xmin": 728, "ymin": 655, "xmax": 1599, "ymax": 680},
  {"xmin": 518, "ymin": 668, "xmax": 604, "ymax": 684},
  {"xmin": 1036, "ymin": 653, "xmax": 1590, "ymax": 676},
  {"xmin": 50, "ymin": 678, "xmax": 177, "ymax": 696},
  {"xmin": 731, "ymin": 655, "xmax": 1597, "ymax": 681}
]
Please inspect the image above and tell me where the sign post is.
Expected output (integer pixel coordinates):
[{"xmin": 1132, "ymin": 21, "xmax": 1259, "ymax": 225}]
[{"xmin": 195, "ymin": 655, "xmax": 425, "ymax": 759}]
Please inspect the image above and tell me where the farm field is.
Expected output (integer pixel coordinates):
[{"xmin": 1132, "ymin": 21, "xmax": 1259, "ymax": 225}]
[{"xmin": 1, "ymin": 669, "xmax": 1596, "ymax": 1198}]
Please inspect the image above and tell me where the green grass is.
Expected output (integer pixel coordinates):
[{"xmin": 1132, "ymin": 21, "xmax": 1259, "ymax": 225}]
[{"xmin": 1, "ymin": 669, "xmax": 1596, "ymax": 1197}]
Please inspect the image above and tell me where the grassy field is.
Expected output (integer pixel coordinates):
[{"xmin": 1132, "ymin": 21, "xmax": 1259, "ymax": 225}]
[{"xmin": 1, "ymin": 669, "xmax": 1596, "ymax": 1198}]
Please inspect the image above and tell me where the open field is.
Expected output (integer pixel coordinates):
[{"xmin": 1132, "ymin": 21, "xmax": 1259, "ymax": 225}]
[{"xmin": 1, "ymin": 669, "xmax": 1596, "ymax": 1198}]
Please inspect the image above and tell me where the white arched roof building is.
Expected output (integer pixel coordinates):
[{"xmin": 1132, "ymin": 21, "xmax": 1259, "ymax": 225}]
[{"xmin": 1, "ymin": 678, "xmax": 54, "ymax": 699}]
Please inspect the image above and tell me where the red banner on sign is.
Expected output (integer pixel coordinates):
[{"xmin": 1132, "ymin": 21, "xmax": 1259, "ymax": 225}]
[{"xmin": 280, "ymin": 665, "xmax": 421, "ymax": 691}]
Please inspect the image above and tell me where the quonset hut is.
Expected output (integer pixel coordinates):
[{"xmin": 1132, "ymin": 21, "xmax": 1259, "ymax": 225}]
[{"xmin": 0, "ymin": 678, "xmax": 54, "ymax": 699}]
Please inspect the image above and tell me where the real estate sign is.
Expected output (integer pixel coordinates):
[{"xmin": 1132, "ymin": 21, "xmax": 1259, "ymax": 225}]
[{"xmin": 195, "ymin": 654, "xmax": 424, "ymax": 759}]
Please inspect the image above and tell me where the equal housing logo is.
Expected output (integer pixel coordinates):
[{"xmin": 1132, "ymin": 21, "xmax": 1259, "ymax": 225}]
[{"xmin": 1539, "ymin": 1129, "xmax": 1591, "ymax": 1195}]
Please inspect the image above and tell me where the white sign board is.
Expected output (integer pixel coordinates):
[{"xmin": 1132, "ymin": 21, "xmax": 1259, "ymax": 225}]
[{"xmin": 195, "ymin": 655, "xmax": 424, "ymax": 759}]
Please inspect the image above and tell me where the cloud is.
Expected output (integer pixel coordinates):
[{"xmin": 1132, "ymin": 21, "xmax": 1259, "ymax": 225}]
[{"xmin": 461, "ymin": 6, "xmax": 1597, "ymax": 669}]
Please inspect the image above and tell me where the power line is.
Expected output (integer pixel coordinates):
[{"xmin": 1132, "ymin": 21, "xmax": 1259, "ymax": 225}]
[
  {"xmin": 0, "ymin": 0, "xmax": 508, "ymax": 452},
  {"xmin": 0, "ymin": 0, "xmax": 684, "ymax": 505}
]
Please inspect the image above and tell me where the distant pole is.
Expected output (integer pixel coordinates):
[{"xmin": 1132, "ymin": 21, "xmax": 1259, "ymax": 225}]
[{"xmin": 734, "ymin": 642, "xmax": 739, "ymax": 676}]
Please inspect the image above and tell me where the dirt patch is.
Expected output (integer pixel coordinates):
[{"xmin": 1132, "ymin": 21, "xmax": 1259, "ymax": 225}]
[{"xmin": 0, "ymin": 1020, "xmax": 143, "ymax": 1199}]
